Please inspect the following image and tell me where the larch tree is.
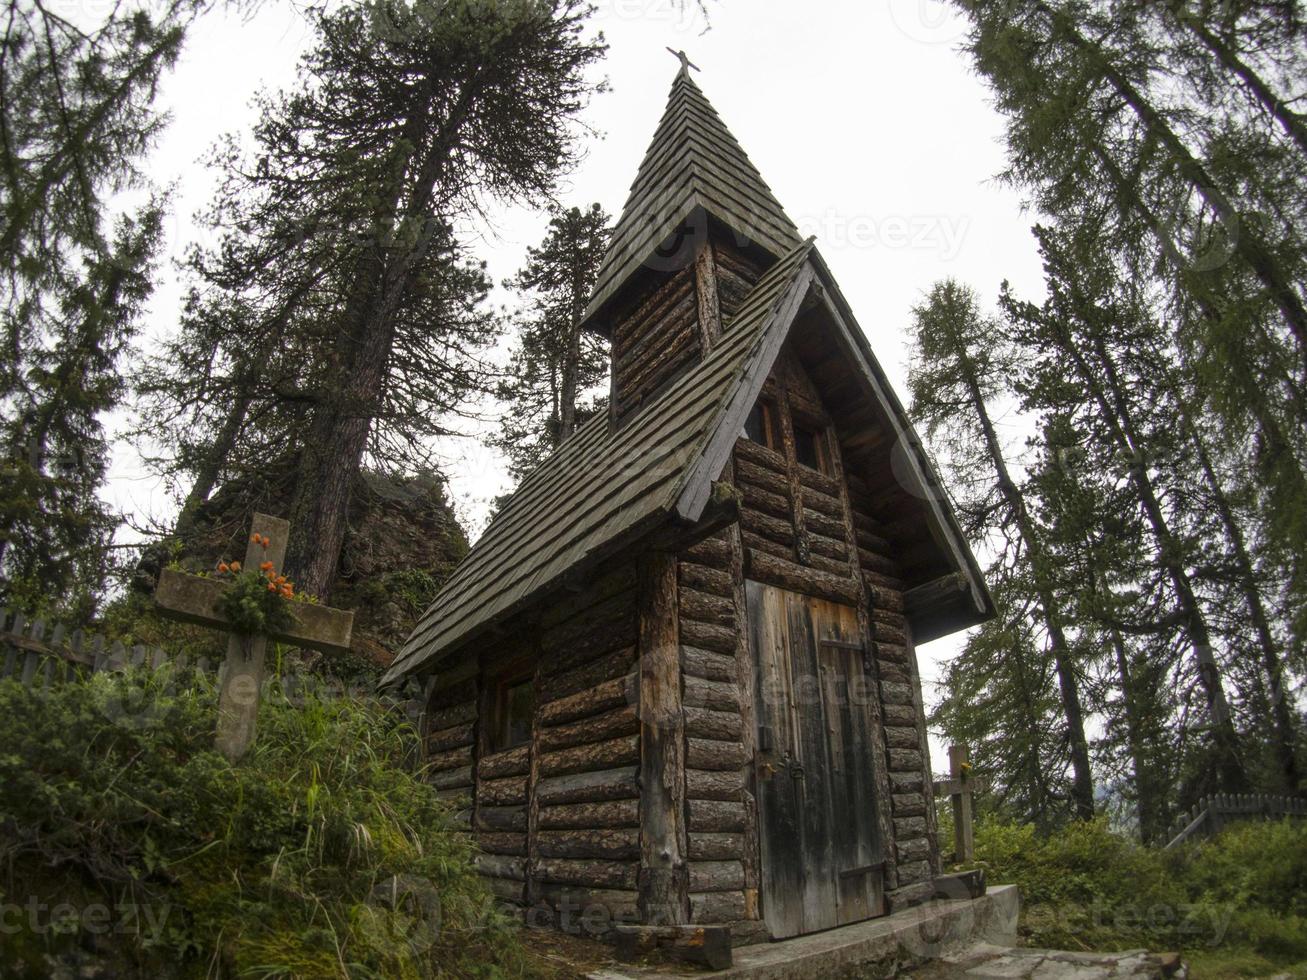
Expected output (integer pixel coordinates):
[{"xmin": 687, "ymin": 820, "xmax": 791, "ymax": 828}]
[
  {"xmin": 0, "ymin": 1, "xmax": 203, "ymax": 610},
  {"xmin": 909, "ymin": 279, "xmax": 1096, "ymax": 819},
  {"xmin": 1002, "ymin": 223, "xmax": 1257, "ymax": 793},
  {"xmin": 495, "ymin": 203, "xmax": 610, "ymax": 484},
  {"xmin": 138, "ymin": 0, "xmax": 606, "ymax": 600},
  {"xmin": 949, "ymin": 0, "xmax": 1307, "ymax": 647}
]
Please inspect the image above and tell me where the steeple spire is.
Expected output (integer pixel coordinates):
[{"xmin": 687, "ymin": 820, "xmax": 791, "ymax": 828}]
[{"xmin": 580, "ymin": 65, "xmax": 803, "ymax": 330}]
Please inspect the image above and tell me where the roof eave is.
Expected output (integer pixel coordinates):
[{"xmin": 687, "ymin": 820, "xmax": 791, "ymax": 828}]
[
  {"xmin": 805, "ymin": 248, "xmax": 993, "ymax": 637},
  {"xmin": 379, "ymin": 500, "xmax": 677, "ymax": 687}
]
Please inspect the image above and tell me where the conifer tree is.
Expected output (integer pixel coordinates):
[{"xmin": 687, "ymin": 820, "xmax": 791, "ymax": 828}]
[
  {"xmin": 930, "ymin": 576, "xmax": 1068, "ymax": 828},
  {"xmin": 949, "ymin": 0, "xmax": 1307, "ymax": 647},
  {"xmin": 0, "ymin": 1, "xmax": 203, "ymax": 608},
  {"xmin": 1025, "ymin": 412, "xmax": 1179, "ymax": 839},
  {"xmin": 495, "ymin": 203, "xmax": 610, "ymax": 483},
  {"xmin": 139, "ymin": 0, "xmax": 606, "ymax": 600},
  {"xmin": 910, "ymin": 280, "xmax": 1096, "ymax": 818},
  {"xmin": 1004, "ymin": 222, "xmax": 1300, "ymax": 793}
]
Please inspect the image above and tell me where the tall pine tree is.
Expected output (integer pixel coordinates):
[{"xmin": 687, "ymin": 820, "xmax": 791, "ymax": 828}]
[
  {"xmin": 910, "ymin": 280, "xmax": 1096, "ymax": 819},
  {"xmin": 138, "ymin": 0, "xmax": 606, "ymax": 600},
  {"xmin": 0, "ymin": 1, "xmax": 202, "ymax": 609},
  {"xmin": 495, "ymin": 203, "xmax": 610, "ymax": 483}
]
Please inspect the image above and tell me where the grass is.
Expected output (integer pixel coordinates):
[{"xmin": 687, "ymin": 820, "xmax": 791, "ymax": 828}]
[
  {"xmin": 0, "ymin": 662, "xmax": 549, "ymax": 979},
  {"xmin": 955, "ymin": 817, "xmax": 1307, "ymax": 978}
]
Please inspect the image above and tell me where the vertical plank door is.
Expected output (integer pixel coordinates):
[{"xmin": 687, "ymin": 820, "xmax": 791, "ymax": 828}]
[{"xmin": 748, "ymin": 582, "xmax": 884, "ymax": 938}]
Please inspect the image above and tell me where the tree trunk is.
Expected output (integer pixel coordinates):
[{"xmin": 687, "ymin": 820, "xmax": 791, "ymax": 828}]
[
  {"xmin": 1037, "ymin": 2, "xmax": 1307, "ymax": 364},
  {"xmin": 1059, "ymin": 316, "xmax": 1247, "ymax": 791},
  {"xmin": 285, "ymin": 83, "xmax": 474, "ymax": 599},
  {"xmin": 954, "ymin": 341, "xmax": 1096, "ymax": 819},
  {"xmin": 1178, "ymin": 13, "xmax": 1307, "ymax": 160},
  {"xmin": 557, "ymin": 252, "xmax": 591, "ymax": 445},
  {"xmin": 1092, "ymin": 566, "xmax": 1165, "ymax": 843},
  {"xmin": 1011, "ymin": 636, "xmax": 1055, "ymax": 826},
  {"xmin": 559, "ymin": 323, "xmax": 580, "ymax": 443},
  {"xmin": 1176, "ymin": 396, "xmax": 1300, "ymax": 790},
  {"xmin": 173, "ymin": 386, "xmax": 252, "ymax": 544}
]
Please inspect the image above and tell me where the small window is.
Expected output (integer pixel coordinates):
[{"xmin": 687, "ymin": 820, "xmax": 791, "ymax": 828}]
[
  {"xmin": 488, "ymin": 667, "xmax": 535, "ymax": 753},
  {"xmin": 744, "ymin": 400, "xmax": 778, "ymax": 450},
  {"xmin": 794, "ymin": 421, "xmax": 828, "ymax": 473}
]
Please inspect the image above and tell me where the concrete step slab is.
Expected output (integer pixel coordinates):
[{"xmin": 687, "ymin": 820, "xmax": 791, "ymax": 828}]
[{"xmin": 588, "ymin": 884, "xmax": 1020, "ymax": 979}]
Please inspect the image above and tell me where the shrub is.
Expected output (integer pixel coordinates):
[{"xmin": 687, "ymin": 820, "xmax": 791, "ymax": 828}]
[
  {"xmin": 966, "ymin": 815, "xmax": 1307, "ymax": 971},
  {"xmin": 0, "ymin": 664, "xmax": 534, "ymax": 979}
]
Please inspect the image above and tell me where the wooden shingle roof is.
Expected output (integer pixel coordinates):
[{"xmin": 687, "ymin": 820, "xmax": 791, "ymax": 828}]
[
  {"xmin": 382, "ymin": 240, "xmax": 817, "ymax": 684},
  {"xmin": 580, "ymin": 68, "xmax": 804, "ymax": 331}
]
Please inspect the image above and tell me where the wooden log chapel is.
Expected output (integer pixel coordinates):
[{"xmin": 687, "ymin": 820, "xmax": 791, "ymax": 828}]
[{"xmin": 381, "ymin": 62, "xmax": 993, "ymax": 946}]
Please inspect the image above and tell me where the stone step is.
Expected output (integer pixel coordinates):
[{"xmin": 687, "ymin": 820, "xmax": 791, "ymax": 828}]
[
  {"xmin": 900, "ymin": 943, "xmax": 1186, "ymax": 980},
  {"xmin": 587, "ymin": 885, "xmax": 1021, "ymax": 979}
]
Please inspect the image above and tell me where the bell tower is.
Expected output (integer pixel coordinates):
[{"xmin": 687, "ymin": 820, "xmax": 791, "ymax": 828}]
[{"xmin": 582, "ymin": 58, "xmax": 804, "ymax": 422}]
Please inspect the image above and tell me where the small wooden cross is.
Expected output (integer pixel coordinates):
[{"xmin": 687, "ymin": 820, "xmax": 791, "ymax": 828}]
[
  {"xmin": 666, "ymin": 47, "xmax": 700, "ymax": 75},
  {"xmin": 153, "ymin": 513, "xmax": 354, "ymax": 762},
  {"xmin": 931, "ymin": 744, "xmax": 990, "ymax": 863}
]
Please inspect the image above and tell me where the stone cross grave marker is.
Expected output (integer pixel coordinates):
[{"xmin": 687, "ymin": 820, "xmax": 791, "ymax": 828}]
[
  {"xmin": 932, "ymin": 744, "xmax": 990, "ymax": 863},
  {"xmin": 153, "ymin": 513, "xmax": 354, "ymax": 761}
]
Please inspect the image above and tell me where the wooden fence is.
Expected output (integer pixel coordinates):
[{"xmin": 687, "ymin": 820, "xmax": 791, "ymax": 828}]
[
  {"xmin": 0, "ymin": 606, "xmax": 422, "ymax": 722},
  {"xmin": 1165, "ymin": 793, "xmax": 1307, "ymax": 849},
  {"xmin": 1, "ymin": 606, "xmax": 231, "ymax": 687}
]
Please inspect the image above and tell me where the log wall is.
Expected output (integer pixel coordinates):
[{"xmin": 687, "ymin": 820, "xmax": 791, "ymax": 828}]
[
  {"xmin": 713, "ymin": 241, "xmax": 765, "ymax": 319},
  {"xmin": 846, "ymin": 471, "xmax": 940, "ymax": 889},
  {"xmin": 611, "ymin": 266, "xmax": 701, "ymax": 422},
  {"xmin": 609, "ymin": 240, "xmax": 766, "ymax": 426},
  {"xmin": 423, "ymin": 563, "xmax": 642, "ymax": 937},
  {"xmin": 676, "ymin": 528, "xmax": 758, "ymax": 937},
  {"xmin": 425, "ymin": 285, "xmax": 942, "ymax": 942},
  {"xmin": 530, "ymin": 562, "xmax": 641, "ymax": 932},
  {"xmin": 722, "ymin": 346, "xmax": 940, "ymax": 918}
]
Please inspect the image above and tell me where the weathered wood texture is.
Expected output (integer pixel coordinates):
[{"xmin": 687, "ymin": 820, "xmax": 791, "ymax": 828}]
[
  {"xmin": 420, "ymin": 564, "xmax": 644, "ymax": 928},
  {"xmin": 714, "ymin": 242, "xmax": 766, "ymax": 319},
  {"xmin": 612, "ymin": 266, "xmax": 702, "ymax": 422},
  {"xmin": 677, "ymin": 520, "xmax": 758, "ymax": 924},
  {"xmin": 411, "ymin": 246, "xmax": 944, "ymax": 943},
  {"xmin": 637, "ymin": 552, "xmax": 689, "ymax": 925},
  {"xmin": 392, "ymin": 241, "xmax": 816, "ymax": 684},
  {"xmin": 533, "ymin": 563, "xmax": 642, "ymax": 926},
  {"xmin": 1165, "ymin": 793, "xmax": 1307, "ymax": 848},
  {"xmin": 582, "ymin": 69, "xmax": 803, "ymax": 329},
  {"xmin": 725, "ymin": 345, "xmax": 938, "ymax": 928},
  {"xmin": 748, "ymin": 583, "xmax": 884, "ymax": 937},
  {"xmin": 843, "ymin": 463, "xmax": 937, "ymax": 888}
]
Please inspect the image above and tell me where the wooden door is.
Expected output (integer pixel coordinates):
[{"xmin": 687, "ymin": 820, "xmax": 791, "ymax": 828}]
[{"xmin": 748, "ymin": 581, "xmax": 885, "ymax": 938}]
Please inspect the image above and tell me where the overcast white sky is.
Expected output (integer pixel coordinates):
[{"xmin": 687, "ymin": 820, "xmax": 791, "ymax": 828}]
[{"xmin": 104, "ymin": 0, "xmax": 1048, "ymax": 755}]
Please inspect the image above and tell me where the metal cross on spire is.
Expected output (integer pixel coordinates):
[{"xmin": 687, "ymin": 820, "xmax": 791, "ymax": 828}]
[{"xmin": 666, "ymin": 48, "xmax": 700, "ymax": 76}]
